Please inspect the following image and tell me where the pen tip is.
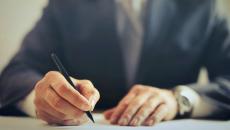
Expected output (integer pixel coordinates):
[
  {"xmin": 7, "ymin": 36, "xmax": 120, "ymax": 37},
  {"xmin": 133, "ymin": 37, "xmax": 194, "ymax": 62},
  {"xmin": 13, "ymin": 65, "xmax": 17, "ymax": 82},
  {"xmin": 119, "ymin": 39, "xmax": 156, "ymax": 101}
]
[{"xmin": 86, "ymin": 112, "xmax": 95, "ymax": 123}]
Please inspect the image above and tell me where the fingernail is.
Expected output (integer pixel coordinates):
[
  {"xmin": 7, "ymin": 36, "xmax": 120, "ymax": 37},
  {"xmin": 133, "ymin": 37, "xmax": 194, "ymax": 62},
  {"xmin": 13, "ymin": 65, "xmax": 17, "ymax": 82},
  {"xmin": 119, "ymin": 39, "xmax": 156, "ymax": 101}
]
[
  {"xmin": 118, "ymin": 118, "xmax": 128, "ymax": 125},
  {"xmin": 81, "ymin": 99, "xmax": 91, "ymax": 111},
  {"xmin": 145, "ymin": 120, "xmax": 154, "ymax": 126},
  {"xmin": 130, "ymin": 118, "xmax": 139, "ymax": 126},
  {"xmin": 146, "ymin": 119, "xmax": 158, "ymax": 126},
  {"xmin": 154, "ymin": 119, "xmax": 160, "ymax": 125},
  {"xmin": 89, "ymin": 96, "xmax": 96, "ymax": 111},
  {"xmin": 90, "ymin": 99, "xmax": 95, "ymax": 111},
  {"xmin": 110, "ymin": 116, "xmax": 117, "ymax": 124}
]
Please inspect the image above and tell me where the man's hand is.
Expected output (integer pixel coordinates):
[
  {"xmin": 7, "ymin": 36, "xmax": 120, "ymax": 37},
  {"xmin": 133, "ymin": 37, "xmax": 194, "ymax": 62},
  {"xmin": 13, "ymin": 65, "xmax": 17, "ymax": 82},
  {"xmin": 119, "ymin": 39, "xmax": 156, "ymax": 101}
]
[
  {"xmin": 34, "ymin": 71, "xmax": 100, "ymax": 125},
  {"xmin": 104, "ymin": 84, "xmax": 178, "ymax": 126}
]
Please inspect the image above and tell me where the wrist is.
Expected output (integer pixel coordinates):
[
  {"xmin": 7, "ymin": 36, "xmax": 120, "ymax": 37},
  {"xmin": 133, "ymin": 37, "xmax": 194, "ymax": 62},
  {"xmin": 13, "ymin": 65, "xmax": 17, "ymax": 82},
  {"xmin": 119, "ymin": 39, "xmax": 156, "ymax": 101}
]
[
  {"xmin": 173, "ymin": 85, "xmax": 199, "ymax": 118},
  {"xmin": 17, "ymin": 89, "xmax": 36, "ymax": 117}
]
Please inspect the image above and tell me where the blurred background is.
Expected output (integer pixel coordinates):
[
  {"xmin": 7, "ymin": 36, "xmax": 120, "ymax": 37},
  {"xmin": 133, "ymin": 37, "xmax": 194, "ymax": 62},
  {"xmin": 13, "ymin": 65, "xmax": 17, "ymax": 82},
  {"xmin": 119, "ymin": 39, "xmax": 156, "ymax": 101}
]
[
  {"xmin": 0, "ymin": 0, "xmax": 230, "ymax": 84},
  {"xmin": 0, "ymin": 0, "xmax": 47, "ymax": 73}
]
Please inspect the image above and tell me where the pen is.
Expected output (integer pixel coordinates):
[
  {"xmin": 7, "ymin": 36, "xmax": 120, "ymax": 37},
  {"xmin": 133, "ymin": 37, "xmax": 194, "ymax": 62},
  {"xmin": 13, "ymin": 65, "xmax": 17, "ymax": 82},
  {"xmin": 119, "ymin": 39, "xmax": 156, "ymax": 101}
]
[{"xmin": 51, "ymin": 53, "xmax": 95, "ymax": 123}]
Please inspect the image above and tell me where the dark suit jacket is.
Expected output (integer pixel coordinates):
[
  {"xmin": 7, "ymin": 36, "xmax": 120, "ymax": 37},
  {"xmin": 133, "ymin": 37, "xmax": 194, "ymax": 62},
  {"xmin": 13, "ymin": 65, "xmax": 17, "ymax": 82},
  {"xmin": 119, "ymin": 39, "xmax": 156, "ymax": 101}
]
[{"xmin": 0, "ymin": 0, "xmax": 229, "ymax": 119}]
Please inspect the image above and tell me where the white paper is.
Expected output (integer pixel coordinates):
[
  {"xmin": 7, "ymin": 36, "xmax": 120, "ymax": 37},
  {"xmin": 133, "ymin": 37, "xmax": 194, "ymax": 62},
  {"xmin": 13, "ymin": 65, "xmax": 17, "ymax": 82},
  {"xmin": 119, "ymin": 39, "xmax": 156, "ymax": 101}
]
[{"xmin": 0, "ymin": 113, "xmax": 229, "ymax": 130}]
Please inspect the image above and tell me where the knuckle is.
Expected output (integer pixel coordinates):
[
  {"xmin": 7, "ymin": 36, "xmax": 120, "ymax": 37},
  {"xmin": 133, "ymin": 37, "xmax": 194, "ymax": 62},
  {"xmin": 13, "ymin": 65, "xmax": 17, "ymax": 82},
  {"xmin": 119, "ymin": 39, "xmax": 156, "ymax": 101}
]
[
  {"xmin": 89, "ymin": 89, "xmax": 96, "ymax": 95},
  {"xmin": 146, "ymin": 87, "xmax": 154, "ymax": 92},
  {"xmin": 35, "ymin": 80, "xmax": 54, "ymax": 98},
  {"xmin": 119, "ymin": 101, "xmax": 129, "ymax": 107},
  {"xmin": 133, "ymin": 84, "xmax": 143, "ymax": 90},
  {"xmin": 34, "ymin": 80, "xmax": 43, "ymax": 92},
  {"xmin": 135, "ymin": 99, "xmax": 143, "ymax": 106},
  {"xmin": 82, "ymin": 80, "xmax": 92, "ymax": 85},
  {"xmin": 153, "ymin": 93, "xmax": 161, "ymax": 99},
  {"xmin": 45, "ymin": 71, "xmax": 58, "ymax": 78}
]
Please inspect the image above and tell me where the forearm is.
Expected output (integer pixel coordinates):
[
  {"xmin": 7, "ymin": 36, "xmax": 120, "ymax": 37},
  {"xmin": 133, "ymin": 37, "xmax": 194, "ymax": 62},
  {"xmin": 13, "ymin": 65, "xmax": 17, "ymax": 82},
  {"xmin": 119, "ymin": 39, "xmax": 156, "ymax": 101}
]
[
  {"xmin": 0, "ymin": 66, "xmax": 42, "ymax": 113},
  {"xmin": 174, "ymin": 85, "xmax": 216, "ymax": 118},
  {"xmin": 188, "ymin": 82, "xmax": 230, "ymax": 120},
  {"xmin": 17, "ymin": 90, "xmax": 36, "ymax": 117}
]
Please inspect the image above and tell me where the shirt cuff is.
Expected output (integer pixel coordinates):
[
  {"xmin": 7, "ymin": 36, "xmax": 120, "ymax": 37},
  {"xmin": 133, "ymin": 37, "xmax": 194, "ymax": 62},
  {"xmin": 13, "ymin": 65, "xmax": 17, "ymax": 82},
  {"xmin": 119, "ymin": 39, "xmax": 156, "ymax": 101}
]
[{"xmin": 17, "ymin": 89, "xmax": 36, "ymax": 117}]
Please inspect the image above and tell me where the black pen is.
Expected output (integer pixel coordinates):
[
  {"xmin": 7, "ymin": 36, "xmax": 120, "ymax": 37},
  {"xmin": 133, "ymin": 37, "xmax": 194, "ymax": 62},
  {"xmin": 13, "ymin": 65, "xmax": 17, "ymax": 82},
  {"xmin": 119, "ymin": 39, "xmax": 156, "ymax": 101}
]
[{"xmin": 51, "ymin": 53, "xmax": 95, "ymax": 123}]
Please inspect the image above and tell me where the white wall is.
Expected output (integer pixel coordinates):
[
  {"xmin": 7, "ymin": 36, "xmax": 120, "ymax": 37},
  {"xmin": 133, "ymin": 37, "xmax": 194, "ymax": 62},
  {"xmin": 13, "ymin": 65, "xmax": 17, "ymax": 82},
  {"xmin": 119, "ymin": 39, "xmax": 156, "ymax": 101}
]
[
  {"xmin": 216, "ymin": 0, "xmax": 230, "ymax": 30},
  {"xmin": 0, "ymin": 0, "xmax": 47, "ymax": 73}
]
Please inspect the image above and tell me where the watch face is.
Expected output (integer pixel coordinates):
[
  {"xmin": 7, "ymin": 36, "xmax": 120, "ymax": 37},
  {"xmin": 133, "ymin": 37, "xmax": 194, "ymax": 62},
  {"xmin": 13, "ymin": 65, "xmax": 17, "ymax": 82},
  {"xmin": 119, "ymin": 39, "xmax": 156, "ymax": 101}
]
[
  {"xmin": 182, "ymin": 96, "xmax": 190, "ymax": 106},
  {"xmin": 179, "ymin": 96, "xmax": 192, "ymax": 116},
  {"xmin": 174, "ymin": 85, "xmax": 196, "ymax": 117}
]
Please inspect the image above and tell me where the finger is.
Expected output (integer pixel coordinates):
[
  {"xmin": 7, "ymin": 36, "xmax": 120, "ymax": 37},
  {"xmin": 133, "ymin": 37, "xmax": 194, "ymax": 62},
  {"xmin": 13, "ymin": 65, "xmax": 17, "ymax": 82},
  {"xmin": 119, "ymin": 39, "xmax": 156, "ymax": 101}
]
[
  {"xmin": 129, "ymin": 95, "xmax": 163, "ymax": 126},
  {"xmin": 34, "ymin": 97, "xmax": 69, "ymax": 120},
  {"xmin": 62, "ymin": 118, "xmax": 88, "ymax": 126},
  {"xmin": 37, "ymin": 110, "xmax": 84, "ymax": 126},
  {"xmin": 49, "ymin": 73, "xmax": 91, "ymax": 111},
  {"xmin": 144, "ymin": 104, "xmax": 168, "ymax": 126},
  {"xmin": 104, "ymin": 107, "xmax": 116, "ymax": 120},
  {"xmin": 36, "ymin": 110, "xmax": 64, "ymax": 125},
  {"xmin": 62, "ymin": 114, "xmax": 88, "ymax": 126},
  {"xmin": 76, "ymin": 79, "xmax": 100, "ymax": 111},
  {"xmin": 117, "ymin": 93, "xmax": 150, "ymax": 126},
  {"xmin": 110, "ymin": 92, "xmax": 136, "ymax": 124},
  {"xmin": 44, "ymin": 87, "xmax": 85, "ymax": 118}
]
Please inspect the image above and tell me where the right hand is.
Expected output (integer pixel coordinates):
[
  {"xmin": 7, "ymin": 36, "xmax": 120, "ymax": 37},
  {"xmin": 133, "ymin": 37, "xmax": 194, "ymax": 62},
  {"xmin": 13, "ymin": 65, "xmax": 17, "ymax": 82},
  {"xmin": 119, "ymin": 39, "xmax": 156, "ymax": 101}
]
[{"xmin": 34, "ymin": 71, "xmax": 100, "ymax": 125}]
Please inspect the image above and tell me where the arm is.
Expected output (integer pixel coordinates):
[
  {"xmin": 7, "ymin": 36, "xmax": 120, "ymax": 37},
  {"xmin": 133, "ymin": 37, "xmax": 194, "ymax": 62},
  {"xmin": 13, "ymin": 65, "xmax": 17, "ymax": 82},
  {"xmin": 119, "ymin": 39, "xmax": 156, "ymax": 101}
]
[
  {"xmin": 17, "ymin": 90, "xmax": 36, "ymax": 117},
  {"xmin": 103, "ymin": 14, "xmax": 230, "ymax": 126},
  {"xmin": 0, "ymin": 1, "xmax": 100, "ymax": 126},
  {"xmin": 0, "ymin": 0, "xmax": 61, "ymax": 115},
  {"xmin": 189, "ymin": 17, "xmax": 230, "ymax": 120}
]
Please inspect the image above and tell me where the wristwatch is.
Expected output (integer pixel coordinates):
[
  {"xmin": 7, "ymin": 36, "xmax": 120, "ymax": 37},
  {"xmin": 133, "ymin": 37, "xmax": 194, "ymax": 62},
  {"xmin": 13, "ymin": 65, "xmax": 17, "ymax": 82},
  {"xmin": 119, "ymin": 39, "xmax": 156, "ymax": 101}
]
[{"xmin": 174, "ymin": 85, "xmax": 198, "ymax": 118}]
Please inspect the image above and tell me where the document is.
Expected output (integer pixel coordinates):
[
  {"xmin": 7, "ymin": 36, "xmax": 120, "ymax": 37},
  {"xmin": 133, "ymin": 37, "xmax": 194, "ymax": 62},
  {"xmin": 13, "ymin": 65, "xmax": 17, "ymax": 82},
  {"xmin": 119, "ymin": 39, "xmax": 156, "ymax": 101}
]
[{"xmin": 0, "ymin": 113, "xmax": 229, "ymax": 130}]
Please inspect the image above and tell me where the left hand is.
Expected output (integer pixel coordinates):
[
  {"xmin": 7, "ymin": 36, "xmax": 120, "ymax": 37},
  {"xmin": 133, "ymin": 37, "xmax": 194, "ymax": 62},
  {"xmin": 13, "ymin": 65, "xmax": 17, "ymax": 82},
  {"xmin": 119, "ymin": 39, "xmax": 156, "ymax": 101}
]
[{"xmin": 104, "ymin": 84, "xmax": 178, "ymax": 126}]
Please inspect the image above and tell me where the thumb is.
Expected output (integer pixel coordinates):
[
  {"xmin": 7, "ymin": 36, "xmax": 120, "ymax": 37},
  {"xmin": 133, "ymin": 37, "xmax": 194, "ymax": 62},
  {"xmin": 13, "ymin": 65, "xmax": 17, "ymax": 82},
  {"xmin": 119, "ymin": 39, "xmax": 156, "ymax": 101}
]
[{"xmin": 74, "ymin": 79, "xmax": 100, "ymax": 111}]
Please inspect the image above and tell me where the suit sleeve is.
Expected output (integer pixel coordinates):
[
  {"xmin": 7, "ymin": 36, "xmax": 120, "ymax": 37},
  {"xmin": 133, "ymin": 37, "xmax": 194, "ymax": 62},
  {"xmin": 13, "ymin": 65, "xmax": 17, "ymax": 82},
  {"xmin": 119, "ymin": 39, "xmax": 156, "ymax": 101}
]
[
  {"xmin": 189, "ymin": 18, "xmax": 230, "ymax": 120},
  {"xmin": 0, "ymin": 0, "xmax": 61, "ymax": 115}
]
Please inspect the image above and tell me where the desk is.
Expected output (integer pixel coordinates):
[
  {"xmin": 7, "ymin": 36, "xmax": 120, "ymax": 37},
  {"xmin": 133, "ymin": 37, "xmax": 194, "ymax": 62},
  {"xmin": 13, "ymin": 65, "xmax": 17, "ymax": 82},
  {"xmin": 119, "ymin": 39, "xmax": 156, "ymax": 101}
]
[{"xmin": 0, "ymin": 114, "xmax": 229, "ymax": 130}]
